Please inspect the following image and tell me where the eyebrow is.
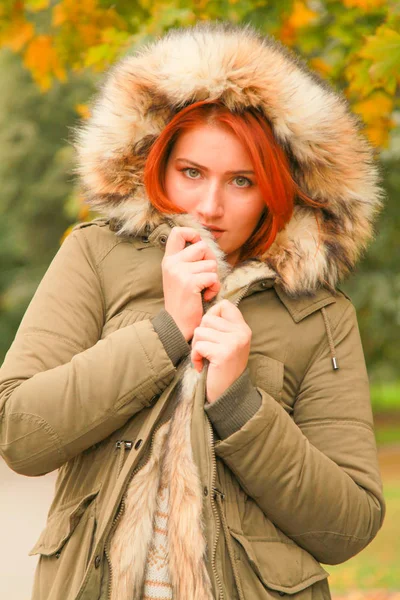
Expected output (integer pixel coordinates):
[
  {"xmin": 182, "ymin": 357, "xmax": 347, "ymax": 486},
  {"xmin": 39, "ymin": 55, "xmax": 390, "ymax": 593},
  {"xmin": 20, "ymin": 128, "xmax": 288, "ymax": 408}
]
[{"xmin": 175, "ymin": 158, "xmax": 255, "ymax": 176}]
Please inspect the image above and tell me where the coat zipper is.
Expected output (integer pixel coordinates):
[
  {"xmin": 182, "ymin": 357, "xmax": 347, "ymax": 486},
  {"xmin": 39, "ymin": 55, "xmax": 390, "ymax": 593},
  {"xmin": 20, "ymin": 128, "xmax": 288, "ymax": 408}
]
[
  {"xmin": 233, "ymin": 278, "xmax": 270, "ymax": 308},
  {"xmin": 214, "ymin": 489, "xmax": 245, "ymax": 600},
  {"xmin": 208, "ymin": 420, "xmax": 224, "ymax": 600},
  {"xmin": 115, "ymin": 440, "xmax": 133, "ymax": 477},
  {"xmin": 207, "ymin": 277, "xmax": 270, "ymax": 599},
  {"xmin": 104, "ymin": 420, "xmax": 169, "ymax": 600}
]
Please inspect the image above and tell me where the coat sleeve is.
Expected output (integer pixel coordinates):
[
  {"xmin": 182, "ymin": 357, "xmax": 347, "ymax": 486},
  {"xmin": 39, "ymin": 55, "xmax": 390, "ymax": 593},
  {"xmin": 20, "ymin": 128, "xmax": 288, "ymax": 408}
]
[
  {"xmin": 0, "ymin": 228, "xmax": 187, "ymax": 477},
  {"xmin": 209, "ymin": 303, "xmax": 385, "ymax": 565}
]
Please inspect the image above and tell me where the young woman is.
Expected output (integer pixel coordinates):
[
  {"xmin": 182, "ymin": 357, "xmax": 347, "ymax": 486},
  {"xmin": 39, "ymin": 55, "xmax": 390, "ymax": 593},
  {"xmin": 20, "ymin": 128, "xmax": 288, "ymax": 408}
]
[{"xmin": 0, "ymin": 22, "xmax": 385, "ymax": 600}]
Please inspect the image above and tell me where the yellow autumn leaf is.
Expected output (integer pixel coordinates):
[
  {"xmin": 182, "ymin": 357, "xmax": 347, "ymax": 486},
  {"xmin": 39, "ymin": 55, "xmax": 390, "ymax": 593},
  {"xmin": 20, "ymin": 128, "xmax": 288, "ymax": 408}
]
[
  {"xmin": 75, "ymin": 104, "xmax": 91, "ymax": 119},
  {"xmin": 342, "ymin": 0, "xmax": 386, "ymax": 11},
  {"xmin": 309, "ymin": 57, "xmax": 333, "ymax": 78},
  {"xmin": 3, "ymin": 19, "xmax": 34, "ymax": 52},
  {"xmin": 289, "ymin": 1, "xmax": 318, "ymax": 29},
  {"xmin": 352, "ymin": 91, "xmax": 395, "ymax": 148},
  {"xmin": 78, "ymin": 202, "xmax": 90, "ymax": 221},
  {"xmin": 25, "ymin": 0, "xmax": 50, "ymax": 12},
  {"xmin": 353, "ymin": 92, "xmax": 393, "ymax": 123},
  {"xmin": 60, "ymin": 224, "xmax": 76, "ymax": 245},
  {"xmin": 365, "ymin": 118, "xmax": 395, "ymax": 148},
  {"xmin": 279, "ymin": 1, "xmax": 318, "ymax": 46},
  {"xmin": 23, "ymin": 35, "xmax": 66, "ymax": 90},
  {"xmin": 52, "ymin": 3, "xmax": 66, "ymax": 27}
]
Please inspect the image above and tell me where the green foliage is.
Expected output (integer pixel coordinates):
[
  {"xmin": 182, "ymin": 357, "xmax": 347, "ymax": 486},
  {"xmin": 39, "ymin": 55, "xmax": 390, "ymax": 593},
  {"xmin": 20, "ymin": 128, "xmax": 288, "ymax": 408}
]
[
  {"xmin": 343, "ymin": 152, "xmax": 400, "ymax": 384},
  {"xmin": 1, "ymin": 0, "xmax": 399, "ymax": 146},
  {"xmin": 0, "ymin": 50, "xmax": 94, "ymax": 358},
  {"xmin": 371, "ymin": 383, "xmax": 400, "ymax": 412}
]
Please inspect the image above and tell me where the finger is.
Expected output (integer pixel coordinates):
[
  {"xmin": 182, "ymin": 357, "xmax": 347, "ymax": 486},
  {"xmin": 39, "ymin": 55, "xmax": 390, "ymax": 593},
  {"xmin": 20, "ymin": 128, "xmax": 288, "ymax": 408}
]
[
  {"xmin": 193, "ymin": 326, "xmax": 224, "ymax": 345},
  {"xmin": 179, "ymin": 239, "xmax": 217, "ymax": 263},
  {"xmin": 203, "ymin": 282, "xmax": 220, "ymax": 302},
  {"xmin": 200, "ymin": 314, "xmax": 234, "ymax": 333},
  {"xmin": 164, "ymin": 227, "xmax": 202, "ymax": 257},
  {"xmin": 189, "ymin": 259, "xmax": 218, "ymax": 275},
  {"xmin": 191, "ymin": 346, "xmax": 204, "ymax": 373},
  {"xmin": 206, "ymin": 299, "xmax": 244, "ymax": 323},
  {"xmin": 193, "ymin": 273, "xmax": 220, "ymax": 295},
  {"xmin": 191, "ymin": 340, "xmax": 218, "ymax": 367}
]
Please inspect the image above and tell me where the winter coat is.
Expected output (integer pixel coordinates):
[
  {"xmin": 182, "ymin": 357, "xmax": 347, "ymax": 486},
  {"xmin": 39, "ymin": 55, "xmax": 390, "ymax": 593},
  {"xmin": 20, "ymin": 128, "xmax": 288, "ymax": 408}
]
[{"xmin": 0, "ymin": 22, "xmax": 385, "ymax": 600}]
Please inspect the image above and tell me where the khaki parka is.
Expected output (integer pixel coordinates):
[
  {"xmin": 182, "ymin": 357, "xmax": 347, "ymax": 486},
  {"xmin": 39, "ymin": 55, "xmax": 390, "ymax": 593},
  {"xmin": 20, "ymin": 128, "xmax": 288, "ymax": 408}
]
[{"xmin": 0, "ymin": 22, "xmax": 385, "ymax": 600}]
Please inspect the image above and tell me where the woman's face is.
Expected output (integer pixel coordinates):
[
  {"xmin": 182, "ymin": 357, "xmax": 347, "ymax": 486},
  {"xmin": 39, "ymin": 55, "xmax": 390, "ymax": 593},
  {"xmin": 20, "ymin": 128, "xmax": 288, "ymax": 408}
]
[{"xmin": 164, "ymin": 123, "xmax": 265, "ymax": 266}]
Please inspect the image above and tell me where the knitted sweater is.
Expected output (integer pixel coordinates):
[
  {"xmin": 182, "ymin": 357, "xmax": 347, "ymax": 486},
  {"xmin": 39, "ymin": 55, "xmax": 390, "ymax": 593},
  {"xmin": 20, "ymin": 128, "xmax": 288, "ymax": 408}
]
[{"xmin": 142, "ymin": 471, "xmax": 173, "ymax": 599}]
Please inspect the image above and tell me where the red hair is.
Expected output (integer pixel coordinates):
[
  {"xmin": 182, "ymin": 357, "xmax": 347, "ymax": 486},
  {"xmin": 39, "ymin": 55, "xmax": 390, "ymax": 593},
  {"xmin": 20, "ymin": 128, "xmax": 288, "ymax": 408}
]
[{"xmin": 144, "ymin": 100, "xmax": 317, "ymax": 261}]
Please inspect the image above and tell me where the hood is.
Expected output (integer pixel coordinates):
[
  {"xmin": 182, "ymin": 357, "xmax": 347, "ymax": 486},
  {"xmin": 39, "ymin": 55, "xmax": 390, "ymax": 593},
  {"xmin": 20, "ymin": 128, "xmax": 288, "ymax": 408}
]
[{"xmin": 75, "ymin": 22, "xmax": 383, "ymax": 296}]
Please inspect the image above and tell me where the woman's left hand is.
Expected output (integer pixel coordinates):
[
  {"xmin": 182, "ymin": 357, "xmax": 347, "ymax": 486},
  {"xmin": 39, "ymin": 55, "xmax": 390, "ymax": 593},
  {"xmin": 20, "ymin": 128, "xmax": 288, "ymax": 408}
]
[{"xmin": 191, "ymin": 299, "xmax": 252, "ymax": 403}]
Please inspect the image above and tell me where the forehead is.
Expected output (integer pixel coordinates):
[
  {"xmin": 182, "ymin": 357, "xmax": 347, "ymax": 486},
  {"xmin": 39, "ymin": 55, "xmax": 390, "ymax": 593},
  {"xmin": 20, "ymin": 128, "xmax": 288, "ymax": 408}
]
[{"xmin": 170, "ymin": 123, "xmax": 252, "ymax": 166}]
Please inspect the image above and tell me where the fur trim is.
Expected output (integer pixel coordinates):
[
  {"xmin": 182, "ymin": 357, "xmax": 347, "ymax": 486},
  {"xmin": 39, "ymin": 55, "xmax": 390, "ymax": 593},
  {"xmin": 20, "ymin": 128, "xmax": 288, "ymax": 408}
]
[
  {"xmin": 109, "ymin": 367, "xmax": 213, "ymax": 600},
  {"xmin": 109, "ymin": 421, "xmax": 171, "ymax": 599},
  {"xmin": 75, "ymin": 22, "xmax": 383, "ymax": 296},
  {"xmin": 164, "ymin": 367, "xmax": 213, "ymax": 599}
]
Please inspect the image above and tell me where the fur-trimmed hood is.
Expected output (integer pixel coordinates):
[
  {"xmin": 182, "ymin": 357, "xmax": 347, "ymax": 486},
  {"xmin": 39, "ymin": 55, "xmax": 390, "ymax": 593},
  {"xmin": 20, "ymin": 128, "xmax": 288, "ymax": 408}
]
[{"xmin": 75, "ymin": 21, "xmax": 383, "ymax": 296}]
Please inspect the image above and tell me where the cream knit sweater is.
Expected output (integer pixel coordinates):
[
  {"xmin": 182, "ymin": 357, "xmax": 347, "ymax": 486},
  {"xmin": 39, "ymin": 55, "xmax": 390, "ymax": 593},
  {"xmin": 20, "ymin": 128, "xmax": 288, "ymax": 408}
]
[{"xmin": 142, "ymin": 470, "xmax": 173, "ymax": 599}]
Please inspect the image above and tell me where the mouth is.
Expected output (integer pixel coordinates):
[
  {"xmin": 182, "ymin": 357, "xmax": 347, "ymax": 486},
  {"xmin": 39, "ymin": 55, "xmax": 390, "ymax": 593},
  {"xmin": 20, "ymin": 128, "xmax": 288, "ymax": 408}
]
[{"xmin": 200, "ymin": 223, "xmax": 225, "ymax": 233}]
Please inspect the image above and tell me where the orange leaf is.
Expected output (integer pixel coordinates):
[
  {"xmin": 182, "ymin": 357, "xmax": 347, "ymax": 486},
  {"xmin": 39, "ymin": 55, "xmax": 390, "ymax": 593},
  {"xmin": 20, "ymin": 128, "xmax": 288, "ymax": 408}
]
[
  {"xmin": 353, "ymin": 92, "xmax": 393, "ymax": 123},
  {"xmin": 4, "ymin": 19, "xmax": 35, "ymax": 51},
  {"xmin": 309, "ymin": 57, "xmax": 333, "ymax": 78},
  {"xmin": 23, "ymin": 35, "xmax": 66, "ymax": 89},
  {"xmin": 279, "ymin": 1, "xmax": 318, "ymax": 46},
  {"xmin": 342, "ymin": 0, "xmax": 386, "ymax": 10},
  {"xmin": 75, "ymin": 104, "xmax": 91, "ymax": 119},
  {"xmin": 289, "ymin": 1, "xmax": 318, "ymax": 29}
]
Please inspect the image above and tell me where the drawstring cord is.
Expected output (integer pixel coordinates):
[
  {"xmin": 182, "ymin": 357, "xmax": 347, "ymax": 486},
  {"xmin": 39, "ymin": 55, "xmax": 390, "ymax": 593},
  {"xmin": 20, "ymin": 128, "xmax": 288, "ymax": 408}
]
[{"xmin": 321, "ymin": 307, "xmax": 339, "ymax": 371}]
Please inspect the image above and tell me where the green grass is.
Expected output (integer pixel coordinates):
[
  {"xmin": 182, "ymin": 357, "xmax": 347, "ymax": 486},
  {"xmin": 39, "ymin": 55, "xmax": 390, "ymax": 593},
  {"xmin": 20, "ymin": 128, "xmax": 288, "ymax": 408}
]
[
  {"xmin": 375, "ymin": 426, "xmax": 400, "ymax": 446},
  {"xmin": 324, "ymin": 483, "xmax": 400, "ymax": 590},
  {"xmin": 371, "ymin": 382, "xmax": 400, "ymax": 412}
]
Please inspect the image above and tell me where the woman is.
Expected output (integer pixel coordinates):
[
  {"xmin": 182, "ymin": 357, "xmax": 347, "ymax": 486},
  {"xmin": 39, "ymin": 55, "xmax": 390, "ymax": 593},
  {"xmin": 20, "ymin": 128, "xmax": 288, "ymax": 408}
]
[{"xmin": 0, "ymin": 22, "xmax": 385, "ymax": 600}]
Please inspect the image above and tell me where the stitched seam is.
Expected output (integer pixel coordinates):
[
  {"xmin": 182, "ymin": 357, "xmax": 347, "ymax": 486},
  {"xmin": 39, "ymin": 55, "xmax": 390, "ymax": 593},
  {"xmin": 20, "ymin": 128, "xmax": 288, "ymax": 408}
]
[
  {"xmin": 2, "ymin": 412, "xmax": 68, "ymax": 464},
  {"xmin": 79, "ymin": 229, "xmax": 106, "ymax": 324},
  {"xmin": 97, "ymin": 240, "xmax": 127, "ymax": 265},
  {"xmin": 297, "ymin": 302, "xmax": 354, "ymax": 391},
  {"xmin": 21, "ymin": 329, "xmax": 85, "ymax": 353},
  {"xmin": 299, "ymin": 417, "xmax": 373, "ymax": 430},
  {"xmin": 290, "ymin": 530, "xmax": 370, "ymax": 542},
  {"xmin": 133, "ymin": 325, "xmax": 158, "ymax": 390},
  {"xmin": 295, "ymin": 297, "xmax": 335, "ymax": 320}
]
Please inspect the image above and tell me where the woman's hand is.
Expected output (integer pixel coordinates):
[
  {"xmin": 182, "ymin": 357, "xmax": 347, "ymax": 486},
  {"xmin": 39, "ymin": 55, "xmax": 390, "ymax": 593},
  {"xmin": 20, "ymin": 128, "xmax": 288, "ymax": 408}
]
[
  {"xmin": 162, "ymin": 227, "xmax": 220, "ymax": 342},
  {"xmin": 191, "ymin": 299, "xmax": 252, "ymax": 403}
]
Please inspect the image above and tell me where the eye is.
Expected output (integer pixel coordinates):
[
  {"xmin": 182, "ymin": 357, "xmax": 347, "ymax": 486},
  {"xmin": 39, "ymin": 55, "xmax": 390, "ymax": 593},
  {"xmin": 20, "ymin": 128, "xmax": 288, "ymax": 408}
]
[
  {"xmin": 233, "ymin": 176, "xmax": 252, "ymax": 188},
  {"xmin": 182, "ymin": 167, "xmax": 201, "ymax": 179}
]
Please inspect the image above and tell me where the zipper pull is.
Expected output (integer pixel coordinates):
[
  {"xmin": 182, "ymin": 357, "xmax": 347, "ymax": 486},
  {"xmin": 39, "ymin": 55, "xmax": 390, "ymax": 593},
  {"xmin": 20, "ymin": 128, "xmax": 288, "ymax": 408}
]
[
  {"xmin": 213, "ymin": 488, "xmax": 225, "ymax": 501},
  {"xmin": 115, "ymin": 440, "xmax": 133, "ymax": 450}
]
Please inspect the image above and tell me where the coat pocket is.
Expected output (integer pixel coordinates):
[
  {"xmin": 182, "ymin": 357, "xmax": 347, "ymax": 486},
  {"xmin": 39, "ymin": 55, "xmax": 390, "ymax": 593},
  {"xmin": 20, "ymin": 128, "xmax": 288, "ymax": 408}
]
[
  {"xmin": 229, "ymin": 529, "xmax": 329, "ymax": 599},
  {"xmin": 248, "ymin": 354, "xmax": 284, "ymax": 403},
  {"xmin": 29, "ymin": 488, "xmax": 100, "ymax": 600}
]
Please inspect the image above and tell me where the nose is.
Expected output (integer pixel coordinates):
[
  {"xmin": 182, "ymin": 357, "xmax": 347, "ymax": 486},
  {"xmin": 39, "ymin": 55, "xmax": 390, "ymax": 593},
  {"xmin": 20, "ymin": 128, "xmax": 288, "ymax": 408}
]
[{"xmin": 195, "ymin": 180, "xmax": 224, "ymax": 220}]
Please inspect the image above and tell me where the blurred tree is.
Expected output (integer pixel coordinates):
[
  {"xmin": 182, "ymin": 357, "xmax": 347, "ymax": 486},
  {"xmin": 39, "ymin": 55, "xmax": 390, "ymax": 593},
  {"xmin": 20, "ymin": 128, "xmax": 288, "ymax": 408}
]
[
  {"xmin": 0, "ymin": 50, "xmax": 94, "ymax": 357},
  {"xmin": 0, "ymin": 0, "xmax": 399, "ymax": 147}
]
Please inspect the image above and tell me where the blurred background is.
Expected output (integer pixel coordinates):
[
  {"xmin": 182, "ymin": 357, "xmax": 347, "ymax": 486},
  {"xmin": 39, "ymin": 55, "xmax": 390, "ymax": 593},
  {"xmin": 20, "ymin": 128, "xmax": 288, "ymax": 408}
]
[{"xmin": 0, "ymin": 1, "xmax": 399, "ymax": 598}]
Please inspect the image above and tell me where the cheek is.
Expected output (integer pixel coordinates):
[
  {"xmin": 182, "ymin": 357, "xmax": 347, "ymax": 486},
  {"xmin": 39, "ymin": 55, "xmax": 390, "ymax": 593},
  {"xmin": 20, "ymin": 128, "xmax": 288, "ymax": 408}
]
[
  {"xmin": 165, "ymin": 172, "xmax": 197, "ymax": 211},
  {"xmin": 233, "ymin": 198, "xmax": 264, "ymax": 233}
]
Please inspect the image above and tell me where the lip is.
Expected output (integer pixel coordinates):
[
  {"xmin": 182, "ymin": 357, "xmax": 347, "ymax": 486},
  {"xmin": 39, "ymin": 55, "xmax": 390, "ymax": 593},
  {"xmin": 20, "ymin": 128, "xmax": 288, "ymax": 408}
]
[{"xmin": 200, "ymin": 223, "xmax": 225, "ymax": 233}]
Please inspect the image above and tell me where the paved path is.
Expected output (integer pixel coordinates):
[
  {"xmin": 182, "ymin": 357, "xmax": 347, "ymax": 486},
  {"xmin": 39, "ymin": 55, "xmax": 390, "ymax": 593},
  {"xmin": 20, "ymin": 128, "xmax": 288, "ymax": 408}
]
[
  {"xmin": 0, "ymin": 460, "xmax": 57, "ymax": 600},
  {"xmin": 1, "ymin": 447, "xmax": 399, "ymax": 599}
]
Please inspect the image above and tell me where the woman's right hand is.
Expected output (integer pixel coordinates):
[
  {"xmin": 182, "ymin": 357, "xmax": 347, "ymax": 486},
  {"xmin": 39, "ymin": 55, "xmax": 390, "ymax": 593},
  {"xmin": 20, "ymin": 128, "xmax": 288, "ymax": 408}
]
[{"xmin": 162, "ymin": 227, "xmax": 220, "ymax": 341}]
